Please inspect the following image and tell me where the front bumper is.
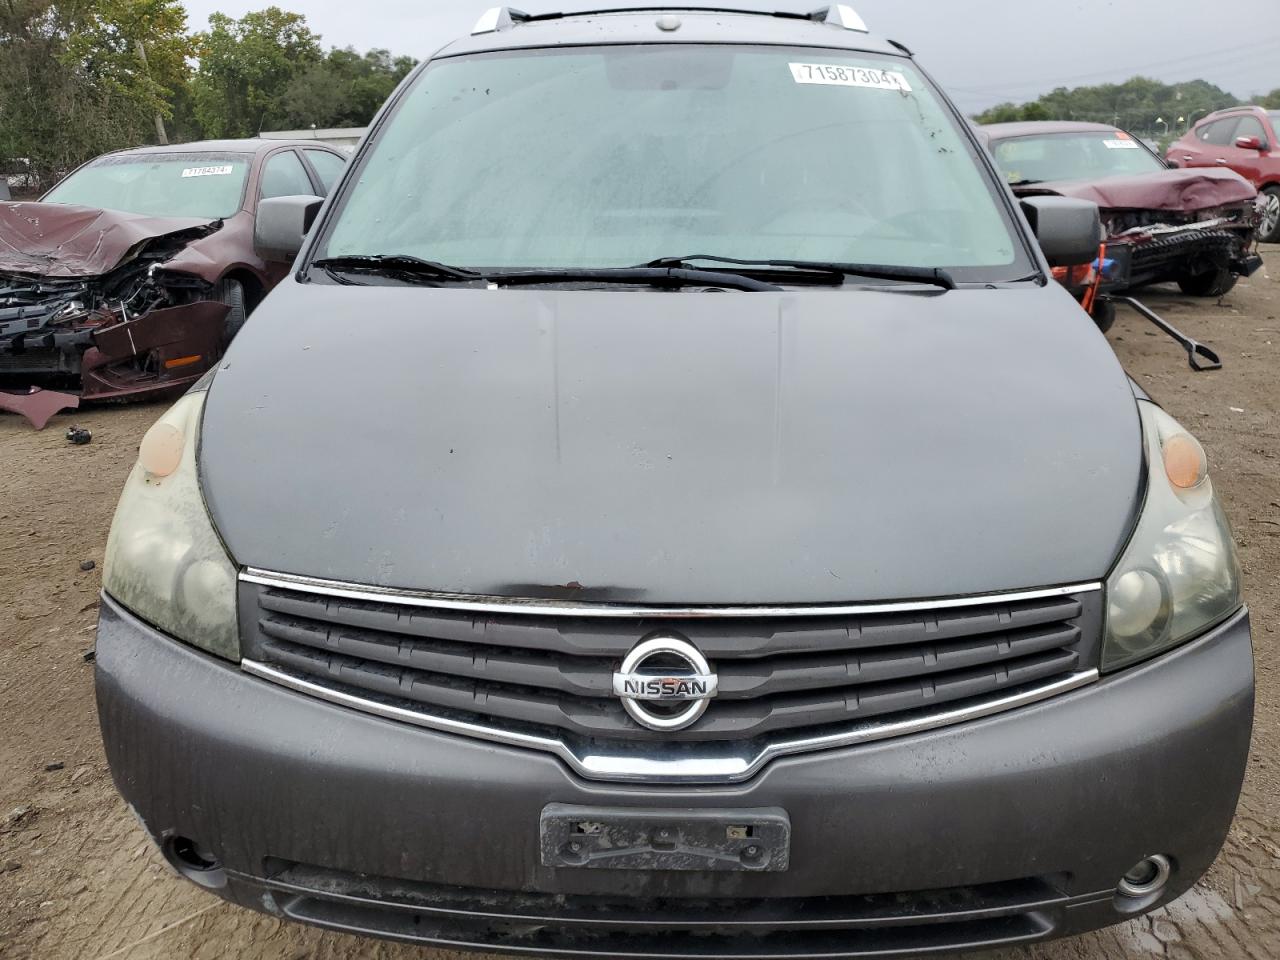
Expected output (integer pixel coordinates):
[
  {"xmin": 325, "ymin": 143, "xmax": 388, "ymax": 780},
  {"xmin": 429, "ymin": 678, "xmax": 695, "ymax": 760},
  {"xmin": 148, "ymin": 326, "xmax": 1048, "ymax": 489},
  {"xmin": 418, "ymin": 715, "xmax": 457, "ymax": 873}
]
[
  {"xmin": 1124, "ymin": 228, "xmax": 1253, "ymax": 288},
  {"xmin": 96, "ymin": 597, "xmax": 1254, "ymax": 958}
]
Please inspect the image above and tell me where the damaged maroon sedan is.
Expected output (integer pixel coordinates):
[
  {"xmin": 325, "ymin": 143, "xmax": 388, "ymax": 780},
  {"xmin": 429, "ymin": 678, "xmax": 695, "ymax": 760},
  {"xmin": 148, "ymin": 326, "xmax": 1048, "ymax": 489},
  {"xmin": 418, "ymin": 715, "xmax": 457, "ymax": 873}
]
[
  {"xmin": 0, "ymin": 139, "xmax": 347, "ymax": 427},
  {"xmin": 981, "ymin": 121, "xmax": 1262, "ymax": 331}
]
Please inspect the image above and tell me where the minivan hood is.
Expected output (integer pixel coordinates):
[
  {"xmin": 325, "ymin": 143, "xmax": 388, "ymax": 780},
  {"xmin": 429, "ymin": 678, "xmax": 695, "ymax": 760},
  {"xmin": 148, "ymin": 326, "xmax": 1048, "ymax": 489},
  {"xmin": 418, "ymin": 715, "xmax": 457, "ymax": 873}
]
[{"xmin": 201, "ymin": 282, "xmax": 1142, "ymax": 604}]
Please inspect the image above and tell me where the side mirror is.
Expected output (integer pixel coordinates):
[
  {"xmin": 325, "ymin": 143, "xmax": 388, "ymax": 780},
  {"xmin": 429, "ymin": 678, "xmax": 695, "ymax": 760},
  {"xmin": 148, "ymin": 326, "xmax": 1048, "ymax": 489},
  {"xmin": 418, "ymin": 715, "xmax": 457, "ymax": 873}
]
[
  {"xmin": 254, "ymin": 195, "xmax": 323, "ymax": 263},
  {"xmin": 0, "ymin": 180, "xmax": 10, "ymax": 202},
  {"xmin": 1020, "ymin": 196, "xmax": 1104, "ymax": 267},
  {"xmin": 1165, "ymin": 157, "xmax": 1181, "ymax": 169},
  {"xmin": 1235, "ymin": 135, "xmax": 1266, "ymax": 152}
]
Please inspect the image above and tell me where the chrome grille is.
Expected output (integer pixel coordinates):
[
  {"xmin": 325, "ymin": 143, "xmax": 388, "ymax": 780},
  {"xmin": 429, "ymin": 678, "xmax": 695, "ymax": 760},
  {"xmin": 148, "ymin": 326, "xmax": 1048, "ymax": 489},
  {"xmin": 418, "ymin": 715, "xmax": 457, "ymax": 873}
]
[{"xmin": 239, "ymin": 572, "xmax": 1101, "ymax": 780}]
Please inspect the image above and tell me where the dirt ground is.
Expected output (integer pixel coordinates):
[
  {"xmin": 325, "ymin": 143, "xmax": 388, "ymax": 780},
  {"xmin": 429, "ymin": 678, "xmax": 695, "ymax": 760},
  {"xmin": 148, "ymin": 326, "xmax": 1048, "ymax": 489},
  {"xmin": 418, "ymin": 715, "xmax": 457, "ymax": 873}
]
[{"xmin": 2, "ymin": 253, "xmax": 1279, "ymax": 960}]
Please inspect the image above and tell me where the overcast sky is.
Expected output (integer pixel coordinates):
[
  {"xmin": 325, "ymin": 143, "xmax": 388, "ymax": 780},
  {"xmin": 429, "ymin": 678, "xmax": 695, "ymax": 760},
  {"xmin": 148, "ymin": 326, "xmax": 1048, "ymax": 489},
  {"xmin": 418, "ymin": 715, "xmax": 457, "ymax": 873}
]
[{"xmin": 182, "ymin": 0, "xmax": 1279, "ymax": 111}]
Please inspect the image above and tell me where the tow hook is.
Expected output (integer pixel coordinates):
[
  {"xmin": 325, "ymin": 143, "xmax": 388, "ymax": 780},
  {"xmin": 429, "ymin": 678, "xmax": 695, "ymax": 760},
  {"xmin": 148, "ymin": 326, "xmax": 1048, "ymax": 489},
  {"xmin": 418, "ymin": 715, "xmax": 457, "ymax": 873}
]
[{"xmin": 1102, "ymin": 295, "xmax": 1222, "ymax": 372}]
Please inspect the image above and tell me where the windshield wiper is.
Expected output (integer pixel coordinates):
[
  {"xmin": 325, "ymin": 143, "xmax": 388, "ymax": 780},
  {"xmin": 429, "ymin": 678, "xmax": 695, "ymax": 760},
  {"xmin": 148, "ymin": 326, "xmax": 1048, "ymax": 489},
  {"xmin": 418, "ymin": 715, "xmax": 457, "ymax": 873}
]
[
  {"xmin": 311, "ymin": 257, "xmax": 779, "ymax": 292},
  {"xmin": 311, "ymin": 254, "xmax": 483, "ymax": 283},
  {"xmin": 643, "ymin": 255, "xmax": 955, "ymax": 291},
  {"xmin": 490, "ymin": 266, "xmax": 780, "ymax": 292}
]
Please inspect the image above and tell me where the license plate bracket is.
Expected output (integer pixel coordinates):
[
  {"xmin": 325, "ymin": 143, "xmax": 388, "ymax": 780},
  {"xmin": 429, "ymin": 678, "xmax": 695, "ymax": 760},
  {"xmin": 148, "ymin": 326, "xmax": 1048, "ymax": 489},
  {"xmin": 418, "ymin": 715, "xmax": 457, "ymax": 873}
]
[{"xmin": 539, "ymin": 804, "xmax": 790, "ymax": 872}]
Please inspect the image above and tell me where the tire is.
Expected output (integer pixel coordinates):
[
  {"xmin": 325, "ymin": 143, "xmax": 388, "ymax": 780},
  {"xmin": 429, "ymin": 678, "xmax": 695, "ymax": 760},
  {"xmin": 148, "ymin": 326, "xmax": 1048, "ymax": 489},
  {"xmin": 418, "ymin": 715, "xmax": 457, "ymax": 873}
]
[
  {"xmin": 1091, "ymin": 298, "xmax": 1116, "ymax": 333},
  {"xmin": 215, "ymin": 279, "xmax": 247, "ymax": 339},
  {"xmin": 1176, "ymin": 266, "xmax": 1237, "ymax": 298},
  {"xmin": 1260, "ymin": 185, "xmax": 1280, "ymax": 244}
]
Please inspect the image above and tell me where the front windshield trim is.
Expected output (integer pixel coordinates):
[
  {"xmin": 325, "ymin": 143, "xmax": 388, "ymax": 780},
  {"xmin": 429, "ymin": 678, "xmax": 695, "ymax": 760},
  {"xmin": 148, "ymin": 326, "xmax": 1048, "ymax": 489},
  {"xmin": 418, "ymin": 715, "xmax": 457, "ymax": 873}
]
[
  {"xmin": 305, "ymin": 42, "xmax": 1042, "ymax": 286},
  {"xmin": 42, "ymin": 151, "xmax": 254, "ymax": 220}
]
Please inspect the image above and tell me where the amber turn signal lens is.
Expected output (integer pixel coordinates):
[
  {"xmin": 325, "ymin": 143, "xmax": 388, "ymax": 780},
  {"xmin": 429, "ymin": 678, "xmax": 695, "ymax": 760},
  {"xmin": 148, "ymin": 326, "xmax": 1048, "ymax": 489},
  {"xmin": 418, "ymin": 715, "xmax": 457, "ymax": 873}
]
[
  {"xmin": 139, "ymin": 422, "xmax": 185, "ymax": 478},
  {"xmin": 1162, "ymin": 434, "xmax": 1206, "ymax": 489}
]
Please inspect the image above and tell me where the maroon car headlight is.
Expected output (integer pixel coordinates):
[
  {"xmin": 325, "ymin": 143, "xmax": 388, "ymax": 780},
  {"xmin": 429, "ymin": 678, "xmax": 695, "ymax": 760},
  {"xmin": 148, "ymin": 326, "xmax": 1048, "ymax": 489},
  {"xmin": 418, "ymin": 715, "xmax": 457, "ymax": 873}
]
[
  {"xmin": 1102, "ymin": 402, "xmax": 1243, "ymax": 671},
  {"xmin": 102, "ymin": 388, "xmax": 239, "ymax": 660}
]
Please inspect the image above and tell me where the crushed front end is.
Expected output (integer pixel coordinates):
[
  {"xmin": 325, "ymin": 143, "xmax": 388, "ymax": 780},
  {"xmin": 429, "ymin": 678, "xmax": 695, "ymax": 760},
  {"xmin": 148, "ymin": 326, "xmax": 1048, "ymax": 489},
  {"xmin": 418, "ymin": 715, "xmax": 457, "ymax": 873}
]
[
  {"xmin": 1103, "ymin": 203, "xmax": 1262, "ymax": 291},
  {"xmin": 1049, "ymin": 202, "xmax": 1261, "ymax": 338},
  {"xmin": 0, "ymin": 223, "xmax": 229, "ymax": 427}
]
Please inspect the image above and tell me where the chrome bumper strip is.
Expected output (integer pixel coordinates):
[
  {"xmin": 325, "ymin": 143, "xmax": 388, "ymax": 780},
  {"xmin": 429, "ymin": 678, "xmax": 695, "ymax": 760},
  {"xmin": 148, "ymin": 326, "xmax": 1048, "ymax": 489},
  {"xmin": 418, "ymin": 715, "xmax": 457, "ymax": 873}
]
[{"xmin": 241, "ymin": 567, "xmax": 1101, "ymax": 620}]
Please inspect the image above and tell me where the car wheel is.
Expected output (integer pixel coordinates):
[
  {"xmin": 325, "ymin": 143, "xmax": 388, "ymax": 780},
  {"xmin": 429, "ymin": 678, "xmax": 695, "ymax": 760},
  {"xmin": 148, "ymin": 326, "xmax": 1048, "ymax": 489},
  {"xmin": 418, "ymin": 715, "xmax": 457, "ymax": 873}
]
[
  {"xmin": 1176, "ymin": 267, "xmax": 1237, "ymax": 298},
  {"xmin": 216, "ymin": 279, "xmax": 247, "ymax": 339},
  {"xmin": 1260, "ymin": 185, "xmax": 1280, "ymax": 244},
  {"xmin": 1091, "ymin": 298, "xmax": 1116, "ymax": 333}
]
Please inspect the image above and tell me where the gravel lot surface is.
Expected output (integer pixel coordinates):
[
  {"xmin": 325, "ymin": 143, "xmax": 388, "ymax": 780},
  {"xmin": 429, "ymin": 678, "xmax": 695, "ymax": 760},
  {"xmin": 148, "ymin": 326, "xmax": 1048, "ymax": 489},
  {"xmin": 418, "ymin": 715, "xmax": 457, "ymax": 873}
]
[{"xmin": 2, "ymin": 253, "xmax": 1278, "ymax": 959}]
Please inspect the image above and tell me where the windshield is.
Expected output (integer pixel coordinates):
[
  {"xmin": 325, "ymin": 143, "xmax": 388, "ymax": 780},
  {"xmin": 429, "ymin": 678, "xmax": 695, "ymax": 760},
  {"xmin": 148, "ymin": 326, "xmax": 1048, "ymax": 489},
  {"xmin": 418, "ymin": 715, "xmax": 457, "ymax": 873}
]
[
  {"xmin": 317, "ymin": 45, "xmax": 1027, "ymax": 281},
  {"xmin": 990, "ymin": 132, "xmax": 1164, "ymax": 185},
  {"xmin": 43, "ymin": 152, "xmax": 250, "ymax": 219}
]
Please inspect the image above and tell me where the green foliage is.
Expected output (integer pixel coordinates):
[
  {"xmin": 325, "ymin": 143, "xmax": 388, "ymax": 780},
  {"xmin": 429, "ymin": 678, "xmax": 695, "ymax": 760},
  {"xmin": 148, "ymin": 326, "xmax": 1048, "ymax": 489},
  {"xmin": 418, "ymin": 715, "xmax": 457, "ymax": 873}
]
[
  {"xmin": 277, "ymin": 48, "xmax": 416, "ymax": 129},
  {"xmin": 190, "ymin": 8, "xmax": 322, "ymax": 138},
  {"xmin": 1, "ymin": 3, "xmax": 416, "ymax": 190},
  {"xmin": 65, "ymin": 0, "xmax": 193, "ymax": 120},
  {"xmin": 0, "ymin": 0, "xmax": 191, "ymax": 186},
  {"xmin": 188, "ymin": 10, "xmax": 417, "ymax": 137},
  {"xmin": 1261, "ymin": 89, "xmax": 1280, "ymax": 110},
  {"xmin": 973, "ymin": 76, "xmax": 1243, "ymax": 137}
]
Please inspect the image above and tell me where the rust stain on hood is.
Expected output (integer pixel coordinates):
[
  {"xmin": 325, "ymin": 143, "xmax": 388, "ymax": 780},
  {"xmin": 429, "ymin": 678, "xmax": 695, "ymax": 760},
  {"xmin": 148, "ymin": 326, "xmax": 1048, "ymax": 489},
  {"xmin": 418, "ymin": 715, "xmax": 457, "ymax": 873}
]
[
  {"xmin": 0, "ymin": 202, "xmax": 218, "ymax": 277},
  {"xmin": 1015, "ymin": 168, "xmax": 1257, "ymax": 212}
]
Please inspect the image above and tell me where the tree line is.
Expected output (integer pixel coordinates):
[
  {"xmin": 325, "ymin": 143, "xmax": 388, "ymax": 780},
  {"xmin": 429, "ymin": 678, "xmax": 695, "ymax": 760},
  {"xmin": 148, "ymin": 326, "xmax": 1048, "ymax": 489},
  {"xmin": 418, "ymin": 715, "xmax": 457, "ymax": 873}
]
[
  {"xmin": 0, "ymin": 0, "xmax": 416, "ymax": 188},
  {"xmin": 974, "ymin": 76, "xmax": 1280, "ymax": 140}
]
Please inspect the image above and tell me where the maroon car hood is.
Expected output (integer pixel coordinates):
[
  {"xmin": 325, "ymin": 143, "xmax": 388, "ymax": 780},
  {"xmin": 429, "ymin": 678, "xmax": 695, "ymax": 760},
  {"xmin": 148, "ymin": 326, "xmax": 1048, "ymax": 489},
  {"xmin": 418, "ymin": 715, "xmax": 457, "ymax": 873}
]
[
  {"xmin": 1015, "ymin": 168, "xmax": 1257, "ymax": 212},
  {"xmin": 0, "ymin": 202, "xmax": 215, "ymax": 278}
]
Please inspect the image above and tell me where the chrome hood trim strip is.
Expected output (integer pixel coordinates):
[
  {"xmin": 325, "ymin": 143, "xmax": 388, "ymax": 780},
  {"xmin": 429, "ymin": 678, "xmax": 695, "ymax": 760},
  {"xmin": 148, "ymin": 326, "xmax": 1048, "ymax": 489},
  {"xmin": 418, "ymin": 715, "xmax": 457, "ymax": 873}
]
[
  {"xmin": 241, "ymin": 659, "xmax": 1100, "ymax": 784},
  {"xmin": 241, "ymin": 568, "xmax": 1101, "ymax": 619}
]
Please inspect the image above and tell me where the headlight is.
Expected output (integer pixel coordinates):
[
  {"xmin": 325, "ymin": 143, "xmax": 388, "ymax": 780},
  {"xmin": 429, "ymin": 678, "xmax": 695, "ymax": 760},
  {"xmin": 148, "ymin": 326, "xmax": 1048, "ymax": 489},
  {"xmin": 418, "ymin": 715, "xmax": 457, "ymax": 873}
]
[
  {"xmin": 1102, "ymin": 401, "xmax": 1242, "ymax": 671},
  {"xmin": 102, "ymin": 388, "xmax": 239, "ymax": 660}
]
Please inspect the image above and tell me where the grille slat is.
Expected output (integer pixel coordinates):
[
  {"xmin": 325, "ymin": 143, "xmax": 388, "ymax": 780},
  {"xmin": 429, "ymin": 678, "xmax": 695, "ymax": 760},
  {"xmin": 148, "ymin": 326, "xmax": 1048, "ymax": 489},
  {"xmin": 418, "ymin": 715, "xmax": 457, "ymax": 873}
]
[
  {"xmin": 246, "ymin": 582, "xmax": 1095, "ymax": 748},
  {"xmin": 257, "ymin": 636, "xmax": 1079, "ymax": 741},
  {"xmin": 257, "ymin": 588, "xmax": 1082, "ymax": 659},
  {"xmin": 260, "ymin": 614, "xmax": 1080, "ymax": 702}
]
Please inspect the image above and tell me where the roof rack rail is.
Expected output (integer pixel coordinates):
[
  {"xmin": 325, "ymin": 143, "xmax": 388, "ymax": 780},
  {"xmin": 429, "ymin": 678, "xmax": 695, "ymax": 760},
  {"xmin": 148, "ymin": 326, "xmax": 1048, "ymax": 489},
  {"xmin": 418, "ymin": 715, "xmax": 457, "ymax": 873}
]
[
  {"xmin": 472, "ymin": 6, "xmax": 531, "ymax": 34},
  {"xmin": 471, "ymin": 5, "xmax": 869, "ymax": 36},
  {"xmin": 811, "ymin": 5, "xmax": 868, "ymax": 32}
]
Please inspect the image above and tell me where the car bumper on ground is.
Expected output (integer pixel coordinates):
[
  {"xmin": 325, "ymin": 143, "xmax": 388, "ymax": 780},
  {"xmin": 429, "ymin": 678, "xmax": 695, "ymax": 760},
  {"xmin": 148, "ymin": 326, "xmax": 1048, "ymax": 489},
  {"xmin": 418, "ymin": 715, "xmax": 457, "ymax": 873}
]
[{"xmin": 95, "ymin": 596, "xmax": 1254, "ymax": 958}]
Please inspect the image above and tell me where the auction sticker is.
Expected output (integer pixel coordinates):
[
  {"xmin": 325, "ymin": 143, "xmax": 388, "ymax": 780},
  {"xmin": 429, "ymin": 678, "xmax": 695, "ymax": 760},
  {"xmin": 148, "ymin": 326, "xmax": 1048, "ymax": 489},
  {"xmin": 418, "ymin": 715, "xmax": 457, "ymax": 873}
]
[
  {"xmin": 789, "ymin": 62, "xmax": 912, "ymax": 92},
  {"xmin": 181, "ymin": 165, "xmax": 235, "ymax": 178},
  {"xmin": 1102, "ymin": 140, "xmax": 1140, "ymax": 149}
]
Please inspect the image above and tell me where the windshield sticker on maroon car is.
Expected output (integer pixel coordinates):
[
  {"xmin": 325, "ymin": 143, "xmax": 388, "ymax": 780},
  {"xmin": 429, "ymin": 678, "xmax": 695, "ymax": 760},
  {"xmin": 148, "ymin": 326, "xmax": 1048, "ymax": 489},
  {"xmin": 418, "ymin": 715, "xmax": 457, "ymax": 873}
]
[
  {"xmin": 1103, "ymin": 140, "xmax": 1141, "ymax": 149},
  {"xmin": 788, "ymin": 63, "xmax": 912, "ymax": 92},
  {"xmin": 180, "ymin": 165, "xmax": 235, "ymax": 178}
]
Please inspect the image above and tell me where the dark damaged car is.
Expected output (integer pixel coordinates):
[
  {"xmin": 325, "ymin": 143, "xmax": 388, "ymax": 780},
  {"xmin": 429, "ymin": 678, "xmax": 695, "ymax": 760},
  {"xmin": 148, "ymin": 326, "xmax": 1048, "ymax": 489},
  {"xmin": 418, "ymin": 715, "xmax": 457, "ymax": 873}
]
[
  {"xmin": 0, "ymin": 140, "xmax": 347, "ymax": 428},
  {"xmin": 982, "ymin": 121, "xmax": 1261, "ymax": 329}
]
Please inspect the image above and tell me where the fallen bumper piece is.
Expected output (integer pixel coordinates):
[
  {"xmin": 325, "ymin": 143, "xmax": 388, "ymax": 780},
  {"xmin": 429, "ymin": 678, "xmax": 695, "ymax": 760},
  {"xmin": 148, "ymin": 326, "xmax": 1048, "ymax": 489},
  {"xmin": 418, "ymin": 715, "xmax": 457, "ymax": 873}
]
[{"xmin": 0, "ymin": 387, "xmax": 80, "ymax": 430}]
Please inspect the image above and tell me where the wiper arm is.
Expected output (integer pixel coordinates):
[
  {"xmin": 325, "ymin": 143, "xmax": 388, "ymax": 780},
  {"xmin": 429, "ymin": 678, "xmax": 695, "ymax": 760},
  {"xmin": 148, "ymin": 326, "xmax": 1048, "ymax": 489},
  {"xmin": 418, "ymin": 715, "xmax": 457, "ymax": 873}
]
[
  {"xmin": 311, "ymin": 254, "xmax": 483, "ymax": 282},
  {"xmin": 311, "ymin": 258, "xmax": 779, "ymax": 292},
  {"xmin": 491, "ymin": 266, "xmax": 780, "ymax": 292},
  {"xmin": 643, "ymin": 255, "xmax": 956, "ymax": 290}
]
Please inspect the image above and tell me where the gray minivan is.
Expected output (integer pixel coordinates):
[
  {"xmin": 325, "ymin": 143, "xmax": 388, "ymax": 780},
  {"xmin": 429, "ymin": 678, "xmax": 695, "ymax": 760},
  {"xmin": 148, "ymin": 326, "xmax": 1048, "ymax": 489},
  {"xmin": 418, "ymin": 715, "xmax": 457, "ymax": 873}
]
[{"xmin": 95, "ymin": 6, "xmax": 1253, "ymax": 957}]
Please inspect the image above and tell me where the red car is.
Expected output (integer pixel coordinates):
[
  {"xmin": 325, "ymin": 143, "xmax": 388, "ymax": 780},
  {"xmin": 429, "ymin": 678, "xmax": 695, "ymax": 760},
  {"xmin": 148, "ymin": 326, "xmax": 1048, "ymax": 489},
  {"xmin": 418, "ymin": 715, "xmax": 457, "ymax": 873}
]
[
  {"xmin": 0, "ymin": 139, "xmax": 347, "ymax": 427},
  {"xmin": 982, "ymin": 121, "xmax": 1261, "ymax": 330},
  {"xmin": 1168, "ymin": 106, "xmax": 1280, "ymax": 243}
]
